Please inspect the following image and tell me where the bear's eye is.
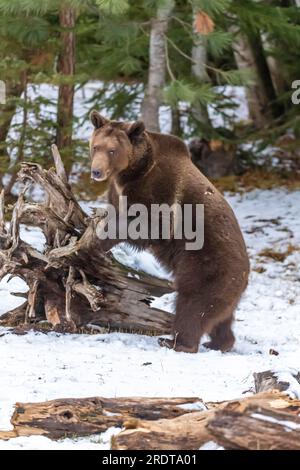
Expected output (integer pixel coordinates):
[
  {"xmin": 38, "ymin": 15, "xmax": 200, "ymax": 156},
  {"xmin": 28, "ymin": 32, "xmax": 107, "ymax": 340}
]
[
  {"xmin": 93, "ymin": 145, "xmax": 101, "ymax": 152},
  {"xmin": 108, "ymin": 149, "xmax": 115, "ymax": 156}
]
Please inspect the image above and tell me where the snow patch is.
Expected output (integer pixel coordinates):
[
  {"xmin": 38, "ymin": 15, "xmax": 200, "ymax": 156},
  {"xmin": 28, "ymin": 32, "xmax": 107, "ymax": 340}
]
[
  {"xmin": 177, "ymin": 401, "xmax": 207, "ymax": 411},
  {"xmin": 0, "ymin": 188, "xmax": 300, "ymax": 449},
  {"xmin": 252, "ymin": 413, "xmax": 300, "ymax": 431}
]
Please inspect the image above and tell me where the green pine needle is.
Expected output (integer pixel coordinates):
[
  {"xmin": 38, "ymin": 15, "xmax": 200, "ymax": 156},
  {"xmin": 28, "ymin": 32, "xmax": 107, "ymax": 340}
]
[{"xmin": 96, "ymin": 0, "xmax": 129, "ymax": 16}]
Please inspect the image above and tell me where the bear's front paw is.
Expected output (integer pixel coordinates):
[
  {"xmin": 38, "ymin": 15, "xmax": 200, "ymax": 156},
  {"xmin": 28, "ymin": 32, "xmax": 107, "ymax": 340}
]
[
  {"xmin": 158, "ymin": 337, "xmax": 198, "ymax": 353},
  {"xmin": 203, "ymin": 340, "xmax": 234, "ymax": 352},
  {"xmin": 158, "ymin": 337, "xmax": 174, "ymax": 349}
]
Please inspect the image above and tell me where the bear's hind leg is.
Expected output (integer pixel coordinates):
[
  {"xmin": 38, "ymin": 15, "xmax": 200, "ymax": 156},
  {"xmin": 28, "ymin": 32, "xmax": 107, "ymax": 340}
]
[{"xmin": 203, "ymin": 317, "xmax": 235, "ymax": 352}]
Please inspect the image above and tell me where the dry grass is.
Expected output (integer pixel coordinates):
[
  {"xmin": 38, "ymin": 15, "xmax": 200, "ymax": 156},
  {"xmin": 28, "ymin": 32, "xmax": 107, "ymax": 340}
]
[
  {"xmin": 214, "ymin": 169, "xmax": 300, "ymax": 193},
  {"xmin": 258, "ymin": 244, "xmax": 298, "ymax": 263},
  {"xmin": 252, "ymin": 266, "xmax": 267, "ymax": 274}
]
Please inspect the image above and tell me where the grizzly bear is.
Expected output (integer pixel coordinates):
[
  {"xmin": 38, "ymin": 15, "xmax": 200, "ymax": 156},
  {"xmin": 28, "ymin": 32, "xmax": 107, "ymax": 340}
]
[{"xmin": 89, "ymin": 110, "xmax": 250, "ymax": 353}]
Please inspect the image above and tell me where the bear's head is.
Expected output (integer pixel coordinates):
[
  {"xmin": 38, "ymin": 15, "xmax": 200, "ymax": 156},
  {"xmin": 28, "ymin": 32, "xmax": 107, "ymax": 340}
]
[{"xmin": 89, "ymin": 110, "xmax": 146, "ymax": 182}]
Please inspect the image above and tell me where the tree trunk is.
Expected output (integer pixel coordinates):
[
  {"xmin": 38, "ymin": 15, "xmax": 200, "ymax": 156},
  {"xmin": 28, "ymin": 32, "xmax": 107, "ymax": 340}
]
[
  {"xmin": 56, "ymin": 5, "xmax": 76, "ymax": 175},
  {"xmin": 4, "ymin": 74, "xmax": 28, "ymax": 197},
  {"xmin": 261, "ymin": 33, "xmax": 287, "ymax": 97},
  {"xmin": 0, "ymin": 77, "xmax": 26, "ymax": 191},
  {"xmin": 231, "ymin": 27, "xmax": 272, "ymax": 128},
  {"xmin": 171, "ymin": 106, "xmax": 181, "ymax": 136},
  {"xmin": 141, "ymin": 0, "xmax": 174, "ymax": 132},
  {"xmin": 247, "ymin": 31, "xmax": 283, "ymax": 118},
  {"xmin": 0, "ymin": 145, "xmax": 173, "ymax": 334},
  {"xmin": 191, "ymin": 10, "xmax": 211, "ymax": 129}
]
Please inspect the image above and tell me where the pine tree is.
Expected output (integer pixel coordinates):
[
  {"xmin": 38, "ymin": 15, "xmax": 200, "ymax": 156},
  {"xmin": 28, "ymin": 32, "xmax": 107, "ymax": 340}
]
[
  {"xmin": 0, "ymin": 0, "xmax": 299, "ymax": 188},
  {"xmin": 56, "ymin": 2, "xmax": 76, "ymax": 174},
  {"xmin": 141, "ymin": 0, "xmax": 175, "ymax": 132},
  {"xmin": 232, "ymin": 0, "xmax": 300, "ymax": 130},
  {"xmin": 0, "ymin": 1, "xmax": 55, "ymax": 193}
]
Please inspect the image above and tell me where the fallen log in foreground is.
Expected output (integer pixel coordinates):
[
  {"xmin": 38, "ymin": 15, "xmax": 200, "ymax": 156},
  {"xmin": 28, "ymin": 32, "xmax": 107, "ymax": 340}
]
[
  {"xmin": 207, "ymin": 402, "xmax": 300, "ymax": 450},
  {"xmin": 0, "ymin": 397, "xmax": 205, "ymax": 441},
  {"xmin": 113, "ymin": 391, "xmax": 300, "ymax": 450},
  {"xmin": 1, "ymin": 391, "xmax": 300, "ymax": 450}
]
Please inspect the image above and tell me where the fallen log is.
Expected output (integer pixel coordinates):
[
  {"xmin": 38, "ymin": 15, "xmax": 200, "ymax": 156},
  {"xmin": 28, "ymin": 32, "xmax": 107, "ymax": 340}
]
[
  {"xmin": 112, "ymin": 409, "xmax": 212, "ymax": 450},
  {"xmin": 207, "ymin": 403, "xmax": 300, "ymax": 450},
  {"xmin": 0, "ymin": 145, "xmax": 173, "ymax": 334},
  {"xmin": 1, "ymin": 392, "xmax": 299, "ymax": 449},
  {"xmin": 0, "ymin": 397, "xmax": 205, "ymax": 441},
  {"xmin": 113, "ymin": 392, "xmax": 300, "ymax": 450}
]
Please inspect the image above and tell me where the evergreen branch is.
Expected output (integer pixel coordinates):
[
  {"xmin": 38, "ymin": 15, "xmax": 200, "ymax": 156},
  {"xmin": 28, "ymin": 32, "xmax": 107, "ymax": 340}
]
[
  {"xmin": 191, "ymin": 0, "xmax": 232, "ymax": 16},
  {"xmin": 96, "ymin": 0, "xmax": 129, "ymax": 16},
  {"xmin": 165, "ymin": 39, "xmax": 176, "ymax": 81},
  {"xmin": 204, "ymin": 64, "xmax": 253, "ymax": 86},
  {"xmin": 170, "ymin": 15, "xmax": 193, "ymax": 34},
  {"xmin": 164, "ymin": 35, "xmax": 196, "ymax": 64}
]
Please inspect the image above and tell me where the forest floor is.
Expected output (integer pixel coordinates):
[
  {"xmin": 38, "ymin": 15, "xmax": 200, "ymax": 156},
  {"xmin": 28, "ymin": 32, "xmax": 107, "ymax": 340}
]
[{"xmin": 0, "ymin": 187, "xmax": 300, "ymax": 449}]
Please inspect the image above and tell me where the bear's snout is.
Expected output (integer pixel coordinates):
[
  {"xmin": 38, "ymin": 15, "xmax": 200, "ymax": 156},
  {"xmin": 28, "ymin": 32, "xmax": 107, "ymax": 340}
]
[{"xmin": 91, "ymin": 169, "xmax": 104, "ymax": 181}]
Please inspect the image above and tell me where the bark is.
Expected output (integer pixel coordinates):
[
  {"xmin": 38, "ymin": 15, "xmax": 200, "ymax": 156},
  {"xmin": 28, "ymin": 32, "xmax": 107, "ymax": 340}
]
[
  {"xmin": 0, "ymin": 77, "xmax": 26, "ymax": 191},
  {"xmin": 0, "ymin": 145, "xmax": 173, "ymax": 334},
  {"xmin": 141, "ymin": 0, "xmax": 174, "ymax": 132},
  {"xmin": 0, "ymin": 79, "xmax": 25, "ymax": 144},
  {"xmin": 171, "ymin": 106, "xmax": 181, "ymax": 136},
  {"xmin": 56, "ymin": 5, "xmax": 76, "ymax": 174},
  {"xmin": 247, "ymin": 32, "xmax": 283, "ymax": 118},
  {"xmin": 207, "ymin": 404, "xmax": 300, "ymax": 450},
  {"xmin": 113, "ymin": 408, "xmax": 212, "ymax": 450},
  {"xmin": 191, "ymin": 11, "xmax": 211, "ymax": 128},
  {"xmin": 231, "ymin": 27, "xmax": 272, "ymax": 128},
  {"xmin": 0, "ymin": 397, "xmax": 202, "ymax": 440},
  {"xmin": 113, "ymin": 391, "xmax": 300, "ymax": 450},
  {"xmin": 4, "ymin": 76, "xmax": 28, "ymax": 196},
  {"xmin": 254, "ymin": 369, "xmax": 300, "ymax": 394},
  {"xmin": 1, "ymin": 389, "xmax": 299, "ymax": 449},
  {"xmin": 261, "ymin": 32, "xmax": 287, "ymax": 96}
]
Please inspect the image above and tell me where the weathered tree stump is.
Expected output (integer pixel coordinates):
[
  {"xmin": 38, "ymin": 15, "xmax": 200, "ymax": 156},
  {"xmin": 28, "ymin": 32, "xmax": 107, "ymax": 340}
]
[{"xmin": 0, "ymin": 145, "xmax": 173, "ymax": 334}]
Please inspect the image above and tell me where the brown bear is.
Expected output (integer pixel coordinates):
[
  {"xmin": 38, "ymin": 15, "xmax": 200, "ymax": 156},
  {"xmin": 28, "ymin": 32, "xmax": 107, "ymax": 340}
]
[{"xmin": 89, "ymin": 110, "xmax": 250, "ymax": 353}]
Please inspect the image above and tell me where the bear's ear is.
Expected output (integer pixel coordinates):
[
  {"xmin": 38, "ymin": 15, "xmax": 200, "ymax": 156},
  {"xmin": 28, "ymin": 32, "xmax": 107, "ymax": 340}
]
[
  {"xmin": 90, "ymin": 110, "xmax": 108, "ymax": 129},
  {"xmin": 127, "ymin": 120, "xmax": 145, "ymax": 142}
]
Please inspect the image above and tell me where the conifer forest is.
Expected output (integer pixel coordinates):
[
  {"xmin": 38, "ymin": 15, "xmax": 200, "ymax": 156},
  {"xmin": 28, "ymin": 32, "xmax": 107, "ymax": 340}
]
[{"xmin": 0, "ymin": 0, "xmax": 300, "ymax": 453}]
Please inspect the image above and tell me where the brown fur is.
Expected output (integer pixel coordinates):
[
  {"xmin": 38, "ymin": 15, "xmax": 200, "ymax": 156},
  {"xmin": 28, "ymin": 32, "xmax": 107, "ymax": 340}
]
[{"xmin": 89, "ymin": 111, "xmax": 250, "ymax": 353}]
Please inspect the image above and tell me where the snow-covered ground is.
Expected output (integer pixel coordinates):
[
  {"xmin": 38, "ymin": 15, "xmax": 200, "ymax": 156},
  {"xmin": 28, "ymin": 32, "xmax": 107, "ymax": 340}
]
[{"xmin": 0, "ymin": 188, "xmax": 300, "ymax": 449}]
